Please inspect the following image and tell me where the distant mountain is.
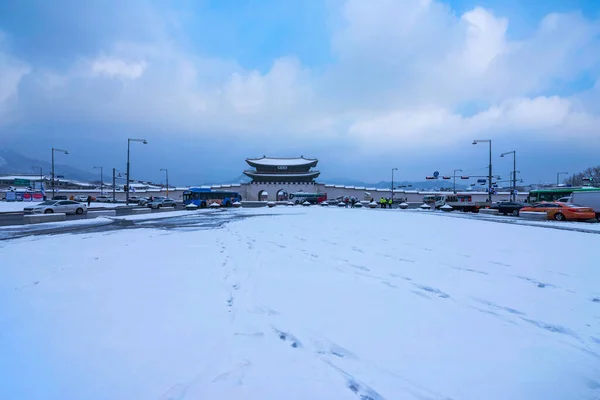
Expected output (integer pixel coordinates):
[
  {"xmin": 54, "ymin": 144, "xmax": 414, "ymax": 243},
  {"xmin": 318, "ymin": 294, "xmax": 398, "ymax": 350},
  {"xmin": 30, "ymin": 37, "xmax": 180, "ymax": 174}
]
[
  {"xmin": 0, "ymin": 149, "xmax": 99, "ymax": 182},
  {"xmin": 201, "ymin": 174, "xmax": 252, "ymax": 186}
]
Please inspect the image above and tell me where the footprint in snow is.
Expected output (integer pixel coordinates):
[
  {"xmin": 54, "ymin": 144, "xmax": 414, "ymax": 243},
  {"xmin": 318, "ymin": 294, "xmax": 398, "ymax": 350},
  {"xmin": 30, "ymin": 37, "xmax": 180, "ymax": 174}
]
[
  {"xmin": 314, "ymin": 341, "xmax": 357, "ymax": 359},
  {"xmin": 517, "ymin": 276, "xmax": 554, "ymax": 289},
  {"xmin": 519, "ymin": 317, "xmax": 578, "ymax": 339},
  {"xmin": 273, "ymin": 328, "xmax": 302, "ymax": 348},
  {"xmin": 158, "ymin": 383, "xmax": 188, "ymax": 400},
  {"xmin": 489, "ymin": 261, "xmax": 511, "ymax": 267},
  {"xmin": 414, "ymin": 284, "xmax": 450, "ymax": 298}
]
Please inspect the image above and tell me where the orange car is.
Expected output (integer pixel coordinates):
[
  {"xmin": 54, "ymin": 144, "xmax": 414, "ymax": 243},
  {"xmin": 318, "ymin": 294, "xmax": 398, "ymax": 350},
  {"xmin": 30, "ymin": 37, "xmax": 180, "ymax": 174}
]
[{"xmin": 520, "ymin": 202, "xmax": 596, "ymax": 221}]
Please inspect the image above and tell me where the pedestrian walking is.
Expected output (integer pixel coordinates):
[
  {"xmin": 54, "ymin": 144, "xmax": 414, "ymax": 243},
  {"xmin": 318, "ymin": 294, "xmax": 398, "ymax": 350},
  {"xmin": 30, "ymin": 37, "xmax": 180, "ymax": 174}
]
[{"xmin": 87, "ymin": 195, "xmax": 92, "ymax": 207}]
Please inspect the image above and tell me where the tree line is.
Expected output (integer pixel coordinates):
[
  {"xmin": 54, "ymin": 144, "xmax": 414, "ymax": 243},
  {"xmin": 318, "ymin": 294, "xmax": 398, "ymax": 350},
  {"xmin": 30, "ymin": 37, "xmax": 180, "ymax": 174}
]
[{"xmin": 564, "ymin": 165, "xmax": 600, "ymax": 186}]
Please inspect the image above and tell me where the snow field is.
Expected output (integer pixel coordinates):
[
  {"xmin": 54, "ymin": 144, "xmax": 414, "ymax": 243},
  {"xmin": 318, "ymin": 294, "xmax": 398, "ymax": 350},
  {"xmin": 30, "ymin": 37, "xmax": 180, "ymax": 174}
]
[{"xmin": 0, "ymin": 206, "xmax": 598, "ymax": 400}]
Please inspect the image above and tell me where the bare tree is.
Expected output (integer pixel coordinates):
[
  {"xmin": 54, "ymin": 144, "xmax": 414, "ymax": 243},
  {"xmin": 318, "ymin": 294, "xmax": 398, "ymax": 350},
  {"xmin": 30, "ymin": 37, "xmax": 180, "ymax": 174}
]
[{"xmin": 565, "ymin": 165, "xmax": 600, "ymax": 186}]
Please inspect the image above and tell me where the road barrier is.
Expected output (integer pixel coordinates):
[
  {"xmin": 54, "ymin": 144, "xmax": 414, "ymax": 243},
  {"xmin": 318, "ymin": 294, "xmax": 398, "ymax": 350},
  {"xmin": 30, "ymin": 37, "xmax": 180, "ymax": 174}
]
[
  {"xmin": 23, "ymin": 213, "xmax": 67, "ymax": 224},
  {"xmin": 519, "ymin": 211, "xmax": 547, "ymax": 220},
  {"xmin": 132, "ymin": 208, "xmax": 152, "ymax": 214},
  {"xmin": 159, "ymin": 207, "xmax": 175, "ymax": 211},
  {"xmin": 87, "ymin": 210, "xmax": 117, "ymax": 218},
  {"xmin": 479, "ymin": 209, "xmax": 500, "ymax": 215}
]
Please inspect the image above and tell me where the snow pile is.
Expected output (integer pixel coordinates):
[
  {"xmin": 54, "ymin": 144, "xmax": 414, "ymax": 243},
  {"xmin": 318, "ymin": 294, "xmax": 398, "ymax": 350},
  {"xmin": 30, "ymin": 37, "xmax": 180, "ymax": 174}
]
[{"xmin": 0, "ymin": 207, "xmax": 599, "ymax": 400}]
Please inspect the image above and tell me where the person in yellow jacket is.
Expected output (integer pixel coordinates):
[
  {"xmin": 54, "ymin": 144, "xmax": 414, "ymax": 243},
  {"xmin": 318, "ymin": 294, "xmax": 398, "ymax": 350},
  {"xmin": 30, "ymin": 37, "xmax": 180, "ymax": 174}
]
[
  {"xmin": 379, "ymin": 197, "xmax": 385, "ymax": 208},
  {"xmin": 388, "ymin": 198, "xmax": 393, "ymax": 209}
]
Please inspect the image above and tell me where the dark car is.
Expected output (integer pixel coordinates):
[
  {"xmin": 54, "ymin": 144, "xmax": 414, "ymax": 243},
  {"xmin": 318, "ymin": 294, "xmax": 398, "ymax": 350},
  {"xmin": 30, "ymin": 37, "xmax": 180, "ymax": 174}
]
[{"xmin": 490, "ymin": 201, "xmax": 528, "ymax": 216}]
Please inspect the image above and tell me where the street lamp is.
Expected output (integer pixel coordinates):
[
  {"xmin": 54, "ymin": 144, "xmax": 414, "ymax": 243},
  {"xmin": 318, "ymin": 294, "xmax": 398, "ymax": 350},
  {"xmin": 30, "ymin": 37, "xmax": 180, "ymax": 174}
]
[
  {"xmin": 160, "ymin": 168, "xmax": 169, "ymax": 198},
  {"xmin": 557, "ymin": 171, "xmax": 568, "ymax": 186},
  {"xmin": 472, "ymin": 140, "xmax": 492, "ymax": 203},
  {"xmin": 391, "ymin": 167, "xmax": 398, "ymax": 207},
  {"xmin": 126, "ymin": 138, "xmax": 148, "ymax": 205},
  {"xmin": 93, "ymin": 166, "xmax": 104, "ymax": 195},
  {"xmin": 51, "ymin": 148, "xmax": 68, "ymax": 199},
  {"xmin": 500, "ymin": 151, "xmax": 517, "ymax": 201},
  {"xmin": 453, "ymin": 169, "xmax": 462, "ymax": 194}
]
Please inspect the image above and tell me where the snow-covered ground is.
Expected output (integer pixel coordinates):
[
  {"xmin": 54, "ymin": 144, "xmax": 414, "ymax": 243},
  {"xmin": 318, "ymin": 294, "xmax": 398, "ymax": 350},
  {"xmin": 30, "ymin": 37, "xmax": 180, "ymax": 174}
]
[
  {"xmin": 1, "ymin": 207, "xmax": 599, "ymax": 400},
  {"xmin": 0, "ymin": 201, "xmax": 126, "ymax": 212}
]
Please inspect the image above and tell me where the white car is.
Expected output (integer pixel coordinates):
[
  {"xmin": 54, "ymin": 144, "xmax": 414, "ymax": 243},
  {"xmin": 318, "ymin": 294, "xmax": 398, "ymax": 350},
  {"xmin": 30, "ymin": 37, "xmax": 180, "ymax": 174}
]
[
  {"xmin": 74, "ymin": 195, "xmax": 89, "ymax": 202},
  {"xmin": 24, "ymin": 200, "xmax": 87, "ymax": 215},
  {"xmin": 96, "ymin": 195, "xmax": 112, "ymax": 203}
]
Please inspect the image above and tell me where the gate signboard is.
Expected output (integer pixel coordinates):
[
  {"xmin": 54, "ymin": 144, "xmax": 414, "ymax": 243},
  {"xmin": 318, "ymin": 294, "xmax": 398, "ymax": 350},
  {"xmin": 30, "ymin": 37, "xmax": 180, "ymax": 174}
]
[{"xmin": 14, "ymin": 178, "xmax": 31, "ymax": 186}]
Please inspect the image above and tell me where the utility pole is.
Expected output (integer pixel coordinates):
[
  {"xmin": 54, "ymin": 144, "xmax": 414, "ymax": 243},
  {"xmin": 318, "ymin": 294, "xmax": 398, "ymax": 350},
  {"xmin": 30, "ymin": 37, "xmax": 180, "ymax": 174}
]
[
  {"xmin": 94, "ymin": 166, "xmax": 104, "ymax": 195},
  {"xmin": 473, "ymin": 140, "xmax": 492, "ymax": 203},
  {"xmin": 453, "ymin": 169, "xmax": 462, "ymax": 194},
  {"xmin": 500, "ymin": 151, "xmax": 517, "ymax": 201},
  {"xmin": 51, "ymin": 148, "xmax": 68, "ymax": 199},
  {"xmin": 160, "ymin": 168, "xmax": 169, "ymax": 198},
  {"xmin": 112, "ymin": 168, "xmax": 117, "ymax": 203},
  {"xmin": 126, "ymin": 138, "xmax": 148, "ymax": 205},
  {"xmin": 391, "ymin": 167, "xmax": 398, "ymax": 207}
]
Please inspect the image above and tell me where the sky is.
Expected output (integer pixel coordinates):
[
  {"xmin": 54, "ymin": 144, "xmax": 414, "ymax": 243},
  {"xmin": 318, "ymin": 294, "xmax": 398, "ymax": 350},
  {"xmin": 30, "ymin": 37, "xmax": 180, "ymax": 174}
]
[{"xmin": 1, "ymin": 0, "xmax": 599, "ymax": 185}]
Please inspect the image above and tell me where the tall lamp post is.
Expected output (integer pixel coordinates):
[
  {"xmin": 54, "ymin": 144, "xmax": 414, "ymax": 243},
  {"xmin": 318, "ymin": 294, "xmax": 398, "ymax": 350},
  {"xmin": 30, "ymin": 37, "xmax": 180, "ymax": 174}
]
[
  {"xmin": 93, "ymin": 166, "xmax": 104, "ymax": 195},
  {"xmin": 126, "ymin": 138, "xmax": 148, "ymax": 205},
  {"xmin": 51, "ymin": 148, "xmax": 68, "ymax": 199},
  {"xmin": 391, "ymin": 167, "xmax": 398, "ymax": 207},
  {"xmin": 500, "ymin": 151, "xmax": 517, "ymax": 202},
  {"xmin": 556, "ymin": 171, "xmax": 568, "ymax": 187},
  {"xmin": 472, "ymin": 140, "xmax": 492, "ymax": 203},
  {"xmin": 160, "ymin": 168, "xmax": 169, "ymax": 198},
  {"xmin": 453, "ymin": 169, "xmax": 463, "ymax": 194}
]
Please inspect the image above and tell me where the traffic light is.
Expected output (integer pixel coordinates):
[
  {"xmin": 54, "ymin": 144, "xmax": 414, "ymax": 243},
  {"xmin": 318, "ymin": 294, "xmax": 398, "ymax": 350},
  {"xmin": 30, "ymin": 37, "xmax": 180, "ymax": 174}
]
[{"xmin": 425, "ymin": 176, "xmax": 436, "ymax": 180}]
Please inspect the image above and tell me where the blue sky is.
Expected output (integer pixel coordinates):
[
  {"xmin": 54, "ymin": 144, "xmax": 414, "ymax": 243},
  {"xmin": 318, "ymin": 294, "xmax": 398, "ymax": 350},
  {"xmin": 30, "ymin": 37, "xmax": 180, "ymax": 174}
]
[{"xmin": 1, "ymin": 0, "xmax": 599, "ymax": 185}]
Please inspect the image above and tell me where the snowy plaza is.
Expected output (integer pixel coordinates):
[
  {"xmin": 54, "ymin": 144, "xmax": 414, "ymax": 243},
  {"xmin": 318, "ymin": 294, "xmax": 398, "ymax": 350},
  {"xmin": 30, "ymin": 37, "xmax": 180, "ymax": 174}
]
[{"xmin": 1, "ymin": 207, "xmax": 599, "ymax": 400}]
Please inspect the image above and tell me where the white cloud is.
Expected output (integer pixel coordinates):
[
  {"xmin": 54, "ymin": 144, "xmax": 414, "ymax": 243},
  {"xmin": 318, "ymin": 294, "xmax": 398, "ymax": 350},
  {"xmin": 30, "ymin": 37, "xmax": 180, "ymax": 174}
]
[
  {"xmin": 1, "ymin": 0, "xmax": 600, "ymax": 151},
  {"xmin": 0, "ymin": 32, "xmax": 31, "ymax": 123},
  {"xmin": 90, "ymin": 57, "xmax": 147, "ymax": 80},
  {"xmin": 347, "ymin": 95, "xmax": 600, "ymax": 150}
]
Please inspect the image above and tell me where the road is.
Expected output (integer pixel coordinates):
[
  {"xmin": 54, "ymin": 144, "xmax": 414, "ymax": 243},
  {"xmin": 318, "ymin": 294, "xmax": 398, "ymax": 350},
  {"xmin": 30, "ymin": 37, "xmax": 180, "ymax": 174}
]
[{"xmin": 0, "ymin": 206, "xmax": 173, "ymax": 227}]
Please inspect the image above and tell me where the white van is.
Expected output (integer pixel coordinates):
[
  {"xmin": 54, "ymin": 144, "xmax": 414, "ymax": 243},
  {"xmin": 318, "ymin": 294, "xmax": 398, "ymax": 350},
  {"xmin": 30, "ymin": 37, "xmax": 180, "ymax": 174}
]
[{"xmin": 569, "ymin": 190, "xmax": 600, "ymax": 221}]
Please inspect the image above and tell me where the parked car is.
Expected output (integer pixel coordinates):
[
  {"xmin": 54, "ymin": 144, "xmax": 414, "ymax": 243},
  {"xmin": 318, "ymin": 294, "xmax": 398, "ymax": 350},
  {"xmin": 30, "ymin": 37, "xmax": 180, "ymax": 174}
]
[
  {"xmin": 148, "ymin": 198, "xmax": 176, "ymax": 209},
  {"xmin": 128, "ymin": 196, "xmax": 143, "ymax": 203},
  {"xmin": 489, "ymin": 201, "xmax": 528, "ymax": 216},
  {"xmin": 24, "ymin": 200, "xmax": 87, "ymax": 215},
  {"xmin": 95, "ymin": 195, "xmax": 112, "ymax": 203},
  {"xmin": 519, "ymin": 202, "xmax": 596, "ymax": 221},
  {"xmin": 74, "ymin": 195, "xmax": 89, "ymax": 202},
  {"xmin": 52, "ymin": 195, "xmax": 68, "ymax": 200}
]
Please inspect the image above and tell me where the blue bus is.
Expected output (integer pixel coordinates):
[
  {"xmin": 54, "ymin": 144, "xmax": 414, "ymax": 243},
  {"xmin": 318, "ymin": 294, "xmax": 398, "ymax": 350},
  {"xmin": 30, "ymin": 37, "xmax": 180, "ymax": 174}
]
[{"xmin": 183, "ymin": 188, "xmax": 242, "ymax": 208}]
